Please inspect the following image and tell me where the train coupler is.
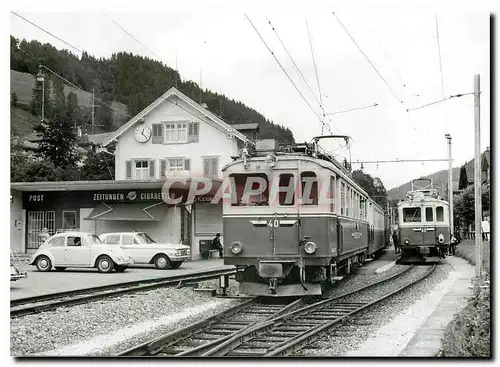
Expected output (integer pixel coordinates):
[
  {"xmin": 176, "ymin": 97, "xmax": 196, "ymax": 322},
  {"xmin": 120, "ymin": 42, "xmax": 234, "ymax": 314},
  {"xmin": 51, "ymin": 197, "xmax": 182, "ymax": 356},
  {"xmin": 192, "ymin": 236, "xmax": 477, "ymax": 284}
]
[{"xmin": 268, "ymin": 277, "xmax": 278, "ymax": 295}]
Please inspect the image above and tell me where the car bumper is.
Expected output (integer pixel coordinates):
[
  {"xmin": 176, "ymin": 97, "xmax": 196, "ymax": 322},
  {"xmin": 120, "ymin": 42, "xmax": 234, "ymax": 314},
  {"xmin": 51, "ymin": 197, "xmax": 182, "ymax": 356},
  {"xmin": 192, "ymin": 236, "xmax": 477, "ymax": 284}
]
[
  {"xmin": 11, "ymin": 272, "xmax": 27, "ymax": 281},
  {"xmin": 170, "ymin": 255, "xmax": 190, "ymax": 261}
]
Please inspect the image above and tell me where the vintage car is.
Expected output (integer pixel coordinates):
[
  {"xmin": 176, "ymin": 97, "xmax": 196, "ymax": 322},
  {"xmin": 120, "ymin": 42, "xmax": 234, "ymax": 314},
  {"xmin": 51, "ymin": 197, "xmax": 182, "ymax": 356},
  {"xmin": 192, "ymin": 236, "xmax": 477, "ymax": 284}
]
[
  {"xmin": 99, "ymin": 232, "xmax": 191, "ymax": 270},
  {"xmin": 10, "ymin": 250, "xmax": 27, "ymax": 281},
  {"xmin": 29, "ymin": 231, "xmax": 133, "ymax": 273}
]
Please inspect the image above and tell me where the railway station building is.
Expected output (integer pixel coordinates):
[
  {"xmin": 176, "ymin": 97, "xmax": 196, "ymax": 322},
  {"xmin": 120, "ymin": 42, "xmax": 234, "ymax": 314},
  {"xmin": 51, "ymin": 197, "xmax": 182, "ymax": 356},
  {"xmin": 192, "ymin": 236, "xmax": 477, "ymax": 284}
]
[{"xmin": 10, "ymin": 87, "xmax": 253, "ymax": 260}]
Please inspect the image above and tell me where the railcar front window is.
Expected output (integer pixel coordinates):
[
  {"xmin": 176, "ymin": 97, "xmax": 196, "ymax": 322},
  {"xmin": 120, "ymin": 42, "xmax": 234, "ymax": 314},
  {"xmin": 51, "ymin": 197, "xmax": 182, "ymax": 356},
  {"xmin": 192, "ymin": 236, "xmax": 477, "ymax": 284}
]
[
  {"xmin": 301, "ymin": 171, "xmax": 318, "ymax": 205},
  {"xmin": 230, "ymin": 173, "xmax": 269, "ymax": 206},
  {"xmin": 436, "ymin": 206, "xmax": 444, "ymax": 222},
  {"xmin": 425, "ymin": 207, "xmax": 434, "ymax": 222},
  {"xmin": 278, "ymin": 174, "xmax": 295, "ymax": 206},
  {"xmin": 403, "ymin": 207, "xmax": 422, "ymax": 222}
]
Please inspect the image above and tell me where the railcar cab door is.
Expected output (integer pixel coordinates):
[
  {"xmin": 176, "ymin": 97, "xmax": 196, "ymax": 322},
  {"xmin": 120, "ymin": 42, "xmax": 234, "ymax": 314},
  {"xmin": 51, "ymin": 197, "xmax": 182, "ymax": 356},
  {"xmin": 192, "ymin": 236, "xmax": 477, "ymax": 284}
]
[
  {"xmin": 422, "ymin": 206, "xmax": 437, "ymax": 245},
  {"xmin": 269, "ymin": 171, "xmax": 300, "ymax": 255}
]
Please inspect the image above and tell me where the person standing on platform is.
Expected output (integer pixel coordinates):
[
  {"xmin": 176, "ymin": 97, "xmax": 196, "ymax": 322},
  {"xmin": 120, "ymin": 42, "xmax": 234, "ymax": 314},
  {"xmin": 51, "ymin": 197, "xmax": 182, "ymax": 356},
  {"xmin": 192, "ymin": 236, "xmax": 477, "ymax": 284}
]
[
  {"xmin": 212, "ymin": 233, "xmax": 223, "ymax": 258},
  {"xmin": 392, "ymin": 231, "xmax": 400, "ymax": 253}
]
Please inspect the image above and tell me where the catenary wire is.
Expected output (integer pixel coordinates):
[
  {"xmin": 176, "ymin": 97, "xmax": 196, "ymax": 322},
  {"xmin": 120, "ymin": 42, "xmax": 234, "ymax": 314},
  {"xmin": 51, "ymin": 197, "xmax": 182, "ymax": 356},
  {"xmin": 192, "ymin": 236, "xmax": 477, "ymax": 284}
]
[
  {"xmin": 332, "ymin": 12, "xmax": 404, "ymax": 104},
  {"xmin": 435, "ymin": 14, "xmax": 445, "ymax": 98},
  {"xmin": 244, "ymin": 13, "xmax": 320, "ymax": 120},
  {"xmin": 267, "ymin": 18, "xmax": 322, "ymax": 110},
  {"xmin": 406, "ymin": 92, "xmax": 474, "ymax": 112}
]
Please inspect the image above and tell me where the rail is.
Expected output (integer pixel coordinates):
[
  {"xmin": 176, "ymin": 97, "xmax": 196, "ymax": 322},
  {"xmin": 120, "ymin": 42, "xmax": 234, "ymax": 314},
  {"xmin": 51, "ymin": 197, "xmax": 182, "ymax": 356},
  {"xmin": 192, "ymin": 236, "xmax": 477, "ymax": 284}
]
[{"xmin": 11, "ymin": 268, "xmax": 237, "ymax": 318}]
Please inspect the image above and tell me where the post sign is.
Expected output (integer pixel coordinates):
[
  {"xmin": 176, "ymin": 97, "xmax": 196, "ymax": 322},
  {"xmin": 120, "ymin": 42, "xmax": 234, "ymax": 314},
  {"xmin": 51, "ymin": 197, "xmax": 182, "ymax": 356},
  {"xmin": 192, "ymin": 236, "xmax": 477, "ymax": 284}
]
[{"xmin": 23, "ymin": 189, "xmax": 214, "ymax": 209}]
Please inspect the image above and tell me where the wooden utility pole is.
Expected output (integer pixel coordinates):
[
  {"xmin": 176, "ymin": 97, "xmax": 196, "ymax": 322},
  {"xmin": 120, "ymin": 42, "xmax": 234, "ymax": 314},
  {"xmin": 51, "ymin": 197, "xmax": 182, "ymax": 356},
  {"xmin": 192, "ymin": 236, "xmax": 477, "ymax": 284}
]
[
  {"xmin": 474, "ymin": 74, "xmax": 482, "ymax": 278},
  {"xmin": 91, "ymin": 88, "xmax": 95, "ymax": 135},
  {"xmin": 445, "ymin": 134, "xmax": 453, "ymax": 237}
]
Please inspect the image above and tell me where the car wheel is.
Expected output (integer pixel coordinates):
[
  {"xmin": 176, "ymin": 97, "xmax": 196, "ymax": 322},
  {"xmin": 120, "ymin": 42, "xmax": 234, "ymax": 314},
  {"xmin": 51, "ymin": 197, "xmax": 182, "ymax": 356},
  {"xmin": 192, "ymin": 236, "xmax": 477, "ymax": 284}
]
[
  {"xmin": 170, "ymin": 261, "xmax": 182, "ymax": 270},
  {"xmin": 154, "ymin": 254, "xmax": 171, "ymax": 269},
  {"xmin": 96, "ymin": 255, "xmax": 114, "ymax": 273},
  {"xmin": 36, "ymin": 256, "xmax": 52, "ymax": 272},
  {"xmin": 55, "ymin": 267, "xmax": 66, "ymax": 271},
  {"xmin": 115, "ymin": 265, "xmax": 126, "ymax": 273}
]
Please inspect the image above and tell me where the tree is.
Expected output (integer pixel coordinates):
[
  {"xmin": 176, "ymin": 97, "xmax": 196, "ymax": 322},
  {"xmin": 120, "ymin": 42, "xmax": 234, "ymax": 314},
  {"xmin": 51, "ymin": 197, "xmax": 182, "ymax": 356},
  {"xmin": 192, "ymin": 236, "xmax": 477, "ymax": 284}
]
[
  {"xmin": 78, "ymin": 151, "xmax": 115, "ymax": 180},
  {"xmin": 351, "ymin": 170, "xmax": 388, "ymax": 208},
  {"xmin": 459, "ymin": 164, "xmax": 469, "ymax": 190},
  {"xmin": 454, "ymin": 184, "xmax": 490, "ymax": 231},
  {"xmin": 34, "ymin": 109, "xmax": 79, "ymax": 168},
  {"xmin": 11, "ymin": 158, "xmax": 65, "ymax": 182}
]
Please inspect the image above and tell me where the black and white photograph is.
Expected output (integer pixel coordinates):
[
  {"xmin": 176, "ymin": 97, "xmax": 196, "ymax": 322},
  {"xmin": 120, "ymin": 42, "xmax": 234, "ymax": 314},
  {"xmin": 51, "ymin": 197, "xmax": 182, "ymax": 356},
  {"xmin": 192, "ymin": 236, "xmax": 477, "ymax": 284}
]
[{"xmin": 7, "ymin": 1, "xmax": 491, "ymax": 359}]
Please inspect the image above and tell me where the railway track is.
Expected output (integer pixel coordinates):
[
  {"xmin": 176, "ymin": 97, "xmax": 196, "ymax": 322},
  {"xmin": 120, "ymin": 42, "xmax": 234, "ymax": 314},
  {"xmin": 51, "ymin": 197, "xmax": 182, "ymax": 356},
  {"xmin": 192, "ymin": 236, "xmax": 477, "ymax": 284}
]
[
  {"xmin": 119, "ymin": 264, "xmax": 435, "ymax": 357},
  {"xmin": 10, "ymin": 268, "xmax": 237, "ymax": 318},
  {"xmin": 119, "ymin": 297, "xmax": 306, "ymax": 356}
]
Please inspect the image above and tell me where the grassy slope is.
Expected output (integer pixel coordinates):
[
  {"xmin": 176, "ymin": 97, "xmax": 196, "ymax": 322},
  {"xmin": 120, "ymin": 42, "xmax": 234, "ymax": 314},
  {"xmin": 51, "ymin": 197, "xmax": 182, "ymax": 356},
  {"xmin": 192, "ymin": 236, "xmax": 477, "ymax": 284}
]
[
  {"xmin": 10, "ymin": 70, "xmax": 129, "ymax": 133},
  {"xmin": 440, "ymin": 240, "xmax": 490, "ymax": 357},
  {"xmin": 10, "ymin": 106, "xmax": 40, "ymax": 137}
]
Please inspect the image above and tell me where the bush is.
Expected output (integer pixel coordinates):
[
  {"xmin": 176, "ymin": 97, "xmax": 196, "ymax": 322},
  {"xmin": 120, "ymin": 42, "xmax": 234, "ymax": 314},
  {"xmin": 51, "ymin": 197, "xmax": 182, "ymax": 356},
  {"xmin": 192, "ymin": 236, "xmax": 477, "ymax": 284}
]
[{"xmin": 441, "ymin": 277, "xmax": 490, "ymax": 357}]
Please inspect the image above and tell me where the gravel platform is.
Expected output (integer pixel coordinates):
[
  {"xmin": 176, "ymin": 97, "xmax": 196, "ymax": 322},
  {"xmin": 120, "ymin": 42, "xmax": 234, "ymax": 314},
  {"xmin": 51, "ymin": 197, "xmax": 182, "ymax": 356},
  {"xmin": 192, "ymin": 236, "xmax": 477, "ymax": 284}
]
[
  {"xmin": 11, "ymin": 280, "xmax": 243, "ymax": 356},
  {"xmin": 294, "ymin": 263, "xmax": 453, "ymax": 356}
]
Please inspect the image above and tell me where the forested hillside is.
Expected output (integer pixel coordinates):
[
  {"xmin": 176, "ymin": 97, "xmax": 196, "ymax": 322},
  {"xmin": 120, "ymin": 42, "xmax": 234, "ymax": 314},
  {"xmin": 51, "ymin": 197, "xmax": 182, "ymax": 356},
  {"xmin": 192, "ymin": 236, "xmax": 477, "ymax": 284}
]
[{"xmin": 10, "ymin": 36, "xmax": 295, "ymax": 143}]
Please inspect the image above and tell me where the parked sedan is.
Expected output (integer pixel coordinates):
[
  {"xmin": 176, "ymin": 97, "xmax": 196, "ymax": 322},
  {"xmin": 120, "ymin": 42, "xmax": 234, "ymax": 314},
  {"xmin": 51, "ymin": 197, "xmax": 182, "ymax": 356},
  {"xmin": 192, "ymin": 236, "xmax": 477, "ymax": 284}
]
[
  {"xmin": 100, "ymin": 232, "xmax": 191, "ymax": 269},
  {"xmin": 29, "ymin": 231, "xmax": 133, "ymax": 273}
]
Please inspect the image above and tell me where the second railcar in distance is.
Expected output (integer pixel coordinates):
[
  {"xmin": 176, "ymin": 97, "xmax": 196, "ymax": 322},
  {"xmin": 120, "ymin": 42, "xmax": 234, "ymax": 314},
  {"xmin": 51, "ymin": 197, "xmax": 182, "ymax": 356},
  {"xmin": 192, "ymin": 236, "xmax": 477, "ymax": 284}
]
[
  {"xmin": 397, "ymin": 181, "xmax": 450, "ymax": 261},
  {"xmin": 222, "ymin": 139, "xmax": 389, "ymax": 296}
]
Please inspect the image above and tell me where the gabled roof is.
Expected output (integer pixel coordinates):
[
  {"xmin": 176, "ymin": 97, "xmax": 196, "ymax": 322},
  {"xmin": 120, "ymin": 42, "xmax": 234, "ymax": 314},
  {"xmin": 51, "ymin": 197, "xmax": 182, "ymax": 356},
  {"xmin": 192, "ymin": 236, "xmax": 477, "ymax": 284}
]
[
  {"xmin": 233, "ymin": 123, "xmax": 260, "ymax": 131},
  {"xmin": 88, "ymin": 132, "xmax": 113, "ymax": 145},
  {"xmin": 102, "ymin": 87, "xmax": 251, "ymax": 147}
]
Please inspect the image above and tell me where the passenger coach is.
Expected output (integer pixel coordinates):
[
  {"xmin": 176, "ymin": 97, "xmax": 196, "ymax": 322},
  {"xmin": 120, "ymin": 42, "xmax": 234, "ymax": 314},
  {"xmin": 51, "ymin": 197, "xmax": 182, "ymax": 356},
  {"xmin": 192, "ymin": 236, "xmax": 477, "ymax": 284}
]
[{"xmin": 222, "ymin": 138, "xmax": 389, "ymax": 296}]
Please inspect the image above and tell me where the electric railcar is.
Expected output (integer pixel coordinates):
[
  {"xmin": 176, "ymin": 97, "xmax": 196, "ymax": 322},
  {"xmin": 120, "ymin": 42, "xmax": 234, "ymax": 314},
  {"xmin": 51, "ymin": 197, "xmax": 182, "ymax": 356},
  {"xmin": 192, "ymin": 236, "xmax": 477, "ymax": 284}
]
[
  {"xmin": 396, "ymin": 180, "xmax": 451, "ymax": 261},
  {"xmin": 222, "ymin": 138, "xmax": 389, "ymax": 297}
]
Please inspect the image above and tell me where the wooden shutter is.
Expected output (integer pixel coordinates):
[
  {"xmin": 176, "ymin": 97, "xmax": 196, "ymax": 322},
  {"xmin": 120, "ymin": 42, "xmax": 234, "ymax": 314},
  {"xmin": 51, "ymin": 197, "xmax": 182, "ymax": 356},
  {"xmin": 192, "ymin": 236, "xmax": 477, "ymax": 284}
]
[
  {"xmin": 149, "ymin": 160, "xmax": 155, "ymax": 178},
  {"xmin": 188, "ymin": 122, "xmax": 199, "ymax": 142},
  {"xmin": 203, "ymin": 158, "xmax": 210, "ymax": 176},
  {"xmin": 125, "ymin": 161, "xmax": 132, "ymax": 179},
  {"xmin": 152, "ymin": 124, "xmax": 163, "ymax": 144},
  {"xmin": 184, "ymin": 158, "xmax": 191, "ymax": 171},
  {"xmin": 160, "ymin": 159, "xmax": 166, "ymax": 178},
  {"xmin": 210, "ymin": 158, "xmax": 218, "ymax": 176}
]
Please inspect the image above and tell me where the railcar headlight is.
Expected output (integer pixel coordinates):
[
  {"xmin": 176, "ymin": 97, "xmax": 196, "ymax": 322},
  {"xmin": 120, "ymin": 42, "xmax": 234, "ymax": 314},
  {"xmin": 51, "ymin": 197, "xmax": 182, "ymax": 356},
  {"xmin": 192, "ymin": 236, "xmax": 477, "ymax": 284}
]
[
  {"xmin": 404, "ymin": 239, "xmax": 410, "ymax": 245},
  {"xmin": 438, "ymin": 233, "xmax": 444, "ymax": 244},
  {"xmin": 265, "ymin": 154, "xmax": 278, "ymax": 167},
  {"xmin": 231, "ymin": 242, "xmax": 243, "ymax": 255},
  {"xmin": 304, "ymin": 241, "xmax": 317, "ymax": 254}
]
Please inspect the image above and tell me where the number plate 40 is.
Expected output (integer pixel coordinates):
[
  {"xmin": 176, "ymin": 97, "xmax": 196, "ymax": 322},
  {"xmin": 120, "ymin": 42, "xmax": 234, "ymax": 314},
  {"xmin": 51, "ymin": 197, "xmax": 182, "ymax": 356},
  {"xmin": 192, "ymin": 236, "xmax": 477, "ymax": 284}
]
[{"xmin": 268, "ymin": 219, "xmax": 280, "ymax": 228}]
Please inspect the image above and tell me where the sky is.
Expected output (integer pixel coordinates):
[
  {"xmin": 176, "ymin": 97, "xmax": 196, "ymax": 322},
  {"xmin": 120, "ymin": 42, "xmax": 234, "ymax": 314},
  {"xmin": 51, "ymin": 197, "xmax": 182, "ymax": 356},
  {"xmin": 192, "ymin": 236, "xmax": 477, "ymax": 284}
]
[{"xmin": 6, "ymin": 1, "xmax": 492, "ymax": 190}]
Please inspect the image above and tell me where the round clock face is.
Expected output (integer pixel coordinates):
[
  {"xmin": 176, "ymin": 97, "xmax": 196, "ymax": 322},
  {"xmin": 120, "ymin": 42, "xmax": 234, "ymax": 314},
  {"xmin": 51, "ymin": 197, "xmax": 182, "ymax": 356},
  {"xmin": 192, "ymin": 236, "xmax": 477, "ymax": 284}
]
[{"xmin": 134, "ymin": 125, "xmax": 152, "ymax": 143}]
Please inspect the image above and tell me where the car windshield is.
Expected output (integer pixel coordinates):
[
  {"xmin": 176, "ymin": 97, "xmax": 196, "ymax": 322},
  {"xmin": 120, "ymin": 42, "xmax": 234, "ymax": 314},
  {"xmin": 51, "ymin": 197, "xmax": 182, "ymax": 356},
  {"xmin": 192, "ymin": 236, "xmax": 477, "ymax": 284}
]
[
  {"xmin": 89, "ymin": 234, "xmax": 103, "ymax": 244},
  {"xmin": 134, "ymin": 233, "xmax": 156, "ymax": 244}
]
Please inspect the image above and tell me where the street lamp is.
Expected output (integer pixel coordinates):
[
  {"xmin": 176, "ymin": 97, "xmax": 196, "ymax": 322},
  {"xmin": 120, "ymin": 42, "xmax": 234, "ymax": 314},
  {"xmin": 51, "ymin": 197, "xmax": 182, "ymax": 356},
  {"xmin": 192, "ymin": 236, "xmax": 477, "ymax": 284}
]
[
  {"xmin": 445, "ymin": 134, "xmax": 454, "ymax": 238},
  {"xmin": 36, "ymin": 65, "xmax": 45, "ymax": 122}
]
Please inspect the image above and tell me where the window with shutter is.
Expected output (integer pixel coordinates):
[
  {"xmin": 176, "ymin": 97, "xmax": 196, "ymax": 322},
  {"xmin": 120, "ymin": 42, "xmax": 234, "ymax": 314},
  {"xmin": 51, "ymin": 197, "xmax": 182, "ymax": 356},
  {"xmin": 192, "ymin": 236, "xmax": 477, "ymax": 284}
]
[
  {"xmin": 152, "ymin": 124, "xmax": 163, "ymax": 144},
  {"xmin": 149, "ymin": 160, "xmax": 155, "ymax": 178},
  {"xmin": 203, "ymin": 158, "xmax": 210, "ymax": 176},
  {"xmin": 126, "ymin": 161, "xmax": 132, "ymax": 179},
  {"xmin": 210, "ymin": 158, "xmax": 218, "ymax": 176},
  {"xmin": 188, "ymin": 122, "xmax": 199, "ymax": 142},
  {"xmin": 160, "ymin": 160, "xmax": 166, "ymax": 178}
]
